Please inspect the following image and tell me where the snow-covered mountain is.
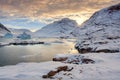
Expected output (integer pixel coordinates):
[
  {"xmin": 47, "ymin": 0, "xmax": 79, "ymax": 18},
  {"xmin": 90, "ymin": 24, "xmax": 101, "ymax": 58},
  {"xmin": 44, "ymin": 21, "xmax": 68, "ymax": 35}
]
[
  {"xmin": 0, "ymin": 23, "xmax": 11, "ymax": 36},
  {"xmin": 75, "ymin": 3, "xmax": 120, "ymax": 53},
  {"xmin": 34, "ymin": 18, "xmax": 78, "ymax": 38},
  {"xmin": 9, "ymin": 28, "xmax": 32, "ymax": 36}
]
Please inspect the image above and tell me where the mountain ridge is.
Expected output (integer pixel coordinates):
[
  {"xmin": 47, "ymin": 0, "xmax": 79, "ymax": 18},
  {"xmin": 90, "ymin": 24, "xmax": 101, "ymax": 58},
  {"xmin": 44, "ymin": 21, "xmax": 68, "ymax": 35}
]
[
  {"xmin": 0, "ymin": 23, "xmax": 11, "ymax": 36},
  {"xmin": 75, "ymin": 3, "xmax": 120, "ymax": 53},
  {"xmin": 9, "ymin": 28, "xmax": 32, "ymax": 35},
  {"xmin": 34, "ymin": 18, "xmax": 78, "ymax": 38}
]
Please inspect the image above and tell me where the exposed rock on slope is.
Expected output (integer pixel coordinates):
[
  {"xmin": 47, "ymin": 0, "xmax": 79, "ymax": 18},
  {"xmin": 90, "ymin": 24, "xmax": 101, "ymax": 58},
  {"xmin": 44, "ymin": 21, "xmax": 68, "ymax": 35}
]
[
  {"xmin": 53, "ymin": 54, "xmax": 95, "ymax": 64},
  {"xmin": 34, "ymin": 18, "xmax": 78, "ymax": 38},
  {"xmin": 75, "ymin": 3, "xmax": 120, "ymax": 53}
]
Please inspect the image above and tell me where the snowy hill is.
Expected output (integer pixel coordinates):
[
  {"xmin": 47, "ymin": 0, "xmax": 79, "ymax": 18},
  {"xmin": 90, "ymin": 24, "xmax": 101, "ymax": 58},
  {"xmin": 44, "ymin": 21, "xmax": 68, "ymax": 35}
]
[
  {"xmin": 9, "ymin": 28, "xmax": 32, "ymax": 34},
  {"xmin": 0, "ymin": 23, "xmax": 11, "ymax": 36},
  {"xmin": 75, "ymin": 3, "xmax": 120, "ymax": 53},
  {"xmin": 9, "ymin": 28, "xmax": 32, "ymax": 36},
  {"xmin": 34, "ymin": 18, "xmax": 78, "ymax": 38}
]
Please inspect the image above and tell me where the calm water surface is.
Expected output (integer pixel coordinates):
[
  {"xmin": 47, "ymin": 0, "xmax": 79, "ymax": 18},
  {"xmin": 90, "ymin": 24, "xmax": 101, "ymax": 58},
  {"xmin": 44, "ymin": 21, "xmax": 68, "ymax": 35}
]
[{"xmin": 0, "ymin": 38, "xmax": 78, "ymax": 66}]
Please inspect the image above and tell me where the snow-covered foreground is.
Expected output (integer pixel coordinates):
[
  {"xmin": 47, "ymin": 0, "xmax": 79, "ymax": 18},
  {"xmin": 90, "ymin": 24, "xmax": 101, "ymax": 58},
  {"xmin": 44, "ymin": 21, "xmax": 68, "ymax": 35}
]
[{"xmin": 0, "ymin": 53, "xmax": 120, "ymax": 80}]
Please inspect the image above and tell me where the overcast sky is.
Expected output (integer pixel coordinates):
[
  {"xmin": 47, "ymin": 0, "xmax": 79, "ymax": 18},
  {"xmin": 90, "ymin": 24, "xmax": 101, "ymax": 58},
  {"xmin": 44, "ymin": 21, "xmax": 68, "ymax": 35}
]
[{"xmin": 0, "ymin": 0, "xmax": 120, "ymax": 31}]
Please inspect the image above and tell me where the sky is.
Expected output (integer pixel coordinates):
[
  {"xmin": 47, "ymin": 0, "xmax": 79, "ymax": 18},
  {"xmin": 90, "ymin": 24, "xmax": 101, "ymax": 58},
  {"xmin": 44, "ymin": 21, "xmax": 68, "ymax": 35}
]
[{"xmin": 0, "ymin": 0, "xmax": 120, "ymax": 32}]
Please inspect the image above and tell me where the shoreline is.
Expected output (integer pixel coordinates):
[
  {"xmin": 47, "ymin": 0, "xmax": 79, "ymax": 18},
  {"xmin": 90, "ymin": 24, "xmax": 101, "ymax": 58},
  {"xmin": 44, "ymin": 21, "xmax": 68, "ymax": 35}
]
[{"xmin": 0, "ymin": 53, "xmax": 120, "ymax": 80}]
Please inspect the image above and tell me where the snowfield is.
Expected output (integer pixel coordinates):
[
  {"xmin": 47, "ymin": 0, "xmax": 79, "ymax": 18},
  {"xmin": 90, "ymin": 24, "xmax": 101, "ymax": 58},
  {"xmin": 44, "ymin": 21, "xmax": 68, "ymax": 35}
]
[{"xmin": 0, "ymin": 53, "xmax": 120, "ymax": 80}]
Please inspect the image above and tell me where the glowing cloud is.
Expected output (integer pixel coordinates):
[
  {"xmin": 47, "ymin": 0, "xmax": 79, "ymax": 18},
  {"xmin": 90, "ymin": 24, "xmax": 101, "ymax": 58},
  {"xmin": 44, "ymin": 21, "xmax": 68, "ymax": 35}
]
[{"xmin": 0, "ymin": 0, "xmax": 120, "ymax": 27}]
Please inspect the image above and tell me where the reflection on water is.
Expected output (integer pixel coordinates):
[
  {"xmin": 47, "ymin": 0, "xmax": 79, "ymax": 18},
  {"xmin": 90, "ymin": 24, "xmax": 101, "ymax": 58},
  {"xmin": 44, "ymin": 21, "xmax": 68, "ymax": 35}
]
[{"xmin": 0, "ymin": 38, "xmax": 78, "ymax": 66}]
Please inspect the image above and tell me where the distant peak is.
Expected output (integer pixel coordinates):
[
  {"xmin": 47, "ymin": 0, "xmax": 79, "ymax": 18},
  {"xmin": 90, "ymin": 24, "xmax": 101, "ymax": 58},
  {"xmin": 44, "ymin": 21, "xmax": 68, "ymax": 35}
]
[
  {"xmin": 54, "ymin": 18, "xmax": 77, "ymax": 25},
  {"xmin": 60, "ymin": 18, "xmax": 75, "ymax": 22}
]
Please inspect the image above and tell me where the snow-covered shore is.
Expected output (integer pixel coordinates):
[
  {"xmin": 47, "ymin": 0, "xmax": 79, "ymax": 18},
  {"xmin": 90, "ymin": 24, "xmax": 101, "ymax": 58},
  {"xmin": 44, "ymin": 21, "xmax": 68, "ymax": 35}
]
[
  {"xmin": 0, "ymin": 42, "xmax": 10, "ymax": 46},
  {"xmin": 0, "ymin": 53, "xmax": 120, "ymax": 80}
]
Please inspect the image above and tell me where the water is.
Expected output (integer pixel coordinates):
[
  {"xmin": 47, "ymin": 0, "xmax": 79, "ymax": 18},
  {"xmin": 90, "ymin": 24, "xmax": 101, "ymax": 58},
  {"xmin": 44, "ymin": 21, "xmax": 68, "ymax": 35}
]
[{"xmin": 0, "ymin": 38, "xmax": 78, "ymax": 66}]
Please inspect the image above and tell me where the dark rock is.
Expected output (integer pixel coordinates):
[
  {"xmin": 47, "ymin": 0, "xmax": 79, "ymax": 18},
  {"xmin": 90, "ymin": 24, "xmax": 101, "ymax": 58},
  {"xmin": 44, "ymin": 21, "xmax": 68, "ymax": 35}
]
[
  {"xmin": 53, "ymin": 55, "xmax": 95, "ymax": 65},
  {"xmin": 94, "ymin": 41, "xmax": 108, "ymax": 44},
  {"xmin": 67, "ymin": 67, "xmax": 74, "ymax": 71},
  {"xmin": 96, "ymin": 49, "xmax": 119, "ymax": 53},
  {"xmin": 75, "ymin": 47, "xmax": 93, "ymax": 53},
  {"xmin": 42, "ymin": 75, "xmax": 48, "ymax": 78},
  {"xmin": 57, "ymin": 66, "xmax": 68, "ymax": 72},
  {"xmin": 53, "ymin": 57, "xmax": 68, "ymax": 61},
  {"xmin": 81, "ymin": 58, "xmax": 95, "ymax": 64},
  {"xmin": 76, "ymin": 45, "xmax": 119, "ymax": 53},
  {"xmin": 108, "ymin": 3, "xmax": 120, "ymax": 13},
  {"xmin": 107, "ymin": 36, "xmax": 120, "ymax": 40},
  {"xmin": 42, "ymin": 70, "xmax": 57, "ymax": 78},
  {"xmin": 47, "ymin": 71, "xmax": 57, "ymax": 77},
  {"xmin": 42, "ymin": 66, "xmax": 73, "ymax": 79}
]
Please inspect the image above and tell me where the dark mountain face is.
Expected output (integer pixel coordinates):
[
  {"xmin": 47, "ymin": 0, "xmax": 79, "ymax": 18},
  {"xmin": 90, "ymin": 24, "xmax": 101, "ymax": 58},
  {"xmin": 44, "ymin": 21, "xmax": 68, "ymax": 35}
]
[
  {"xmin": 0, "ymin": 23, "xmax": 11, "ymax": 32},
  {"xmin": 108, "ymin": 3, "xmax": 120, "ymax": 13}
]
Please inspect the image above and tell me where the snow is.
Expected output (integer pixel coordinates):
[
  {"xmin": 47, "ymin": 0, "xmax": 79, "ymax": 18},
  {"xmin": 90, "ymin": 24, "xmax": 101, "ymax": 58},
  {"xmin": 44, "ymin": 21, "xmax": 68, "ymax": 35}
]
[
  {"xmin": 0, "ymin": 53, "xmax": 120, "ymax": 80},
  {"xmin": 34, "ymin": 18, "xmax": 78, "ymax": 38},
  {"xmin": 9, "ymin": 28, "xmax": 32, "ymax": 36},
  {"xmin": 75, "ymin": 3, "xmax": 120, "ymax": 53}
]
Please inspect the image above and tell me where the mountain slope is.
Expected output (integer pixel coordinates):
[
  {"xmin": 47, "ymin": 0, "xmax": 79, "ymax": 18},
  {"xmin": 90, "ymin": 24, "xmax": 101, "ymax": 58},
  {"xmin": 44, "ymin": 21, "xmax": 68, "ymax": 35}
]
[
  {"xmin": 9, "ymin": 28, "xmax": 32, "ymax": 35},
  {"xmin": 0, "ymin": 23, "xmax": 11, "ymax": 36},
  {"xmin": 34, "ymin": 18, "xmax": 78, "ymax": 38},
  {"xmin": 75, "ymin": 3, "xmax": 120, "ymax": 53}
]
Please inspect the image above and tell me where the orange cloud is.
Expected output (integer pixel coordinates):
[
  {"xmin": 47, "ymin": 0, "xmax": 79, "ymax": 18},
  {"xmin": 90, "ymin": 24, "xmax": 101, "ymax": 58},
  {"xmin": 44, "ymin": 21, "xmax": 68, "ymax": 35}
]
[{"xmin": 0, "ymin": 0, "xmax": 120, "ymax": 24}]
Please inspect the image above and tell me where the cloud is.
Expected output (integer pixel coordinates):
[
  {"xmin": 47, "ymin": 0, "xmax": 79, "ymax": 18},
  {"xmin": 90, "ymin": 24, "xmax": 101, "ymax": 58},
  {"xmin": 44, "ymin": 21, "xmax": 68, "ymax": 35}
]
[{"xmin": 0, "ymin": 0, "xmax": 120, "ymax": 24}]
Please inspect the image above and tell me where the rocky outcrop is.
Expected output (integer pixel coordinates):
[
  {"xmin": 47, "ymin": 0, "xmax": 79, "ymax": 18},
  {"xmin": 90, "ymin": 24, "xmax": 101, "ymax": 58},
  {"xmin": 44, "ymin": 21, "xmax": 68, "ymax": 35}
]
[
  {"xmin": 42, "ymin": 66, "xmax": 73, "ymax": 79},
  {"xmin": 53, "ymin": 57, "xmax": 68, "ymax": 61},
  {"xmin": 108, "ymin": 3, "xmax": 120, "ymax": 13},
  {"xmin": 53, "ymin": 55, "xmax": 95, "ymax": 64}
]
